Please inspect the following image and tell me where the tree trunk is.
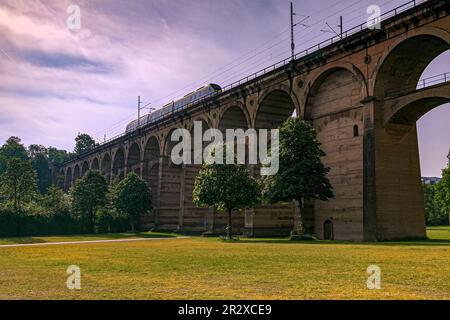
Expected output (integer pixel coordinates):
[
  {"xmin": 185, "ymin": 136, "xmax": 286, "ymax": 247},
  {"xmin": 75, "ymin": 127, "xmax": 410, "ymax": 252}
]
[
  {"xmin": 294, "ymin": 197, "xmax": 305, "ymax": 235},
  {"xmin": 130, "ymin": 220, "xmax": 135, "ymax": 233},
  {"xmin": 227, "ymin": 209, "xmax": 232, "ymax": 240}
]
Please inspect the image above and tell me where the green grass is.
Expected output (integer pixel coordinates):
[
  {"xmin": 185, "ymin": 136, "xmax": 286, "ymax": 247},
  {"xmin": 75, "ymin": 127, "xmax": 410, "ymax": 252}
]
[{"xmin": 0, "ymin": 227, "xmax": 449, "ymax": 300}]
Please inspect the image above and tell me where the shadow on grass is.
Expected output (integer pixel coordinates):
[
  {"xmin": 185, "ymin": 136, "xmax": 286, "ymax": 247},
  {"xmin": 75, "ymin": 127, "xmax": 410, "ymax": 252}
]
[
  {"xmin": 231, "ymin": 238, "xmax": 450, "ymax": 247},
  {"xmin": 218, "ymin": 226, "xmax": 450, "ymax": 247}
]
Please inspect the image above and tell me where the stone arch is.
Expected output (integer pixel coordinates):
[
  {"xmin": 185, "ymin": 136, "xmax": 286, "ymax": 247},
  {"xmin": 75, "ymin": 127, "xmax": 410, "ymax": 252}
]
[
  {"xmin": 305, "ymin": 66, "xmax": 365, "ymax": 121},
  {"xmin": 188, "ymin": 115, "xmax": 213, "ymax": 132},
  {"xmin": 385, "ymin": 87, "xmax": 450, "ymax": 125},
  {"xmin": 373, "ymin": 27, "xmax": 450, "ymax": 98},
  {"xmin": 252, "ymin": 84, "xmax": 301, "ymax": 129},
  {"xmin": 101, "ymin": 153, "xmax": 112, "ymax": 182},
  {"xmin": 127, "ymin": 142, "xmax": 142, "ymax": 176},
  {"xmin": 143, "ymin": 136, "xmax": 161, "ymax": 185},
  {"xmin": 81, "ymin": 161, "xmax": 89, "ymax": 176},
  {"xmin": 91, "ymin": 157, "xmax": 99, "ymax": 171},
  {"xmin": 304, "ymin": 66, "xmax": 365, "ymax": 240},
  {"xmin": 112, "ymin": 149, "xmax": 125, "ymax": 181},
  {"xmin": 65, "ymin": 167, "xmax": 72, "ymax": 190},
  {"xmin": 218, "ymin": 104, "xmax": 251, "ymax": 130},
  {"xmin": 254, "ymin": 88, "xmax": 299, "ymax": 129},
  {"xmin": 73, "ymin": 164, "xmax": 80, "ymax": 182},
  {"xmin": 158, "ymin": 128, "xmax": 184, "ymax": 230}
]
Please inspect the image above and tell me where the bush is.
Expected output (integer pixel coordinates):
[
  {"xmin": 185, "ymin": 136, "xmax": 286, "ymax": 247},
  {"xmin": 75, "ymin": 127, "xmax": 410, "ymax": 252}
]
[{"xmin": 0, "ymin": 207, "xmax": 82, "ymax": 237}]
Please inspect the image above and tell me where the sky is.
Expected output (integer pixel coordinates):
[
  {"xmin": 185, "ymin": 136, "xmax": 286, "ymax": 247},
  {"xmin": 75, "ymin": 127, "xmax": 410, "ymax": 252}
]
[{"xmin": 0, "ymin": 0, "xmax": 449, "ymax": 177}]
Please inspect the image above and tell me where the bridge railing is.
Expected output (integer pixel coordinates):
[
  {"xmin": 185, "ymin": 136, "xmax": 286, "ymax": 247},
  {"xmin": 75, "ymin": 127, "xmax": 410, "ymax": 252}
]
[
  {"xmin": 219, "ymin": 0, "xmax": 428, "ymax": 93},
  {"xmin": 63, "ymin": 0, "xmax": 432, "ymax": 165},
  {"xmin": 385, "ymin": 72, "xmax": 450, "ymax": 97}
]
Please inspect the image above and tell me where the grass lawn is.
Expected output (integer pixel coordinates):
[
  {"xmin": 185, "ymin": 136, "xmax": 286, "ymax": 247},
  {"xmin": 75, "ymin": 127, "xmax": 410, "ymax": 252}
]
[
  {"xmin": 0, "ymin": 226, "xmax": 449, "ymax": 300},
  {"xmin": 0, "ymin": 232, "xmax": 177, "ymax": 245}
]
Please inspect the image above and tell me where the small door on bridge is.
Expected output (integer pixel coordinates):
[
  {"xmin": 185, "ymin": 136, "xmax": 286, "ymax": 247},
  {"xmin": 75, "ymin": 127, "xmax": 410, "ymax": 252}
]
[{"xmin": 323, "ymin": 219, "xmax": 334, "ymax": 240}]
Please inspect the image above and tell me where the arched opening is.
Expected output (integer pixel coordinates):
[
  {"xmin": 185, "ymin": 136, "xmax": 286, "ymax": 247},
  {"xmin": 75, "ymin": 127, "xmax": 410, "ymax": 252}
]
[
  {"xmin": 305, "ymin": 67, "xmax": 364, "ymax": 240},
  {"xmin": 372, "ymin": 32, "xmax": 450, "ymax": 240},
  {"xmin": 252, "ymin": 90, "xmax": 298, "ymax": 237},
  {"xmin": 81, "ymin": 161, "xmax": 89, "ymax": 176},
  {"xmin": 185, "ymin": 119, "xmax": 212, "ymax": 231},
  {"xmin": 219, "ymin": 105, "xmax": 249, "ymax": 131},
  {"xmin": 112, "ymin": 149, "xmax": 125, "ymax": 181},
  {"xmin": 127, "ymin": 143, "xmax": 141, "ymax": 177},
  {"xmin": 323, "ymin": 219, "xmax": 334, "ymax": 240},
  {"xmin": 91, "ymin": 157, "xmax": 99, "ymax": 171},
  {"xmin": 101, "ymin": 154, "xmax": 112, "ymax": 183},
  {"xmin": 158, "ymin": 129, "xmax": 184, "ymax": 230},
  {"xmin": 254, "ymin": 90, "xmax": 297, "ymax": 129},
  {"xmin": 374, "ymin": 34, "xmax": 450, "ymax": 99},
  {"xmin": 65, "ymin": 167, "xmax": 72, "ymax": 191},
  {"xmin": 142, "ymin": 136, "xmax": 161, "ymax": 228},
  {"xmin": 217, "ymin": 106, "xmax": 249, "ymax": 235},
  {"xmin": 73, "ymin": 164, "xmax": 80, "ymax": 182}
]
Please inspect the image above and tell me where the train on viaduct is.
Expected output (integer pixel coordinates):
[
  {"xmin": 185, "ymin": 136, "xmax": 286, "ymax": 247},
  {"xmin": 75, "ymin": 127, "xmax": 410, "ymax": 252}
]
[{"xmin": 57, "ymin": 0, "xmax": 450, "ymax": 241}]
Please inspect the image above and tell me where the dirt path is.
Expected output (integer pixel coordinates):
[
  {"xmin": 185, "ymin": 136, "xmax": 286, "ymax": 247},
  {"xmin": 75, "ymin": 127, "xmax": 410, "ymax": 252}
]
[{"xmin": 0, "ymin": 236, "xmax": 190, "ymax": 248}]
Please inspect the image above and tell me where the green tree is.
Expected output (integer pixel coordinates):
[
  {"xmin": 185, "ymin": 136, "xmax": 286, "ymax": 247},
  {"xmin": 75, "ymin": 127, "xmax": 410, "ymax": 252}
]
[
  {"xmin": 422, "ymin": 183, "xmax": 445, "ymax": 225},
  {"xmin": 114, "ymin": 172, "xmax": 152, "ymax": 232},
  {"xmin": 0, "ymin": 137, "xmax": 29, "ymax": 175},
  {"xmin": 71, "ymin": 170, "xmax": 108, "ymax": 232},
  {"xmin": 193, "ymin": 146, "xmax": 261, "ymax": 239},
  {"xmin": 41, "ymin": 186, "xmax": 72, "ymax": 216},
  {"xmin": 435, "ymin": 167, "xmax": 450, "ymax": 225},
  {"xmin": 47, "ymin": 147, "xmax": 71, "ymax": 167},
  {"xmin": 262, "ymin": 118, "xmax": 333, "ymax": 235},
  {"xmin": 74, "ymin": 133, "xmax": 97, "ymax": 155},
  {"xmin": 30, "ymin": 151, "xmax": 52, "ymax": 194},
  {"xmin": 0, "ymin": 158, "xmax": 37, "ymax": 213}
]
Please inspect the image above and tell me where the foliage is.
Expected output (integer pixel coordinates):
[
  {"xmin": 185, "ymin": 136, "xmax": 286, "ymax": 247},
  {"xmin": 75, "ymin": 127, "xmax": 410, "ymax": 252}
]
[
  {"xmin": 114, "ymin": 172, "xmax": 152, "ymax": 232},
  {"xmin": 47, "ymin": 147, "xmax": 71, "ymax": 167},
  {"xmin": 0, "ymin": 137, "xmax": 29, "ymax": 175},
  {"xmin": 71, "ymin": 170, "xmax": 108, "ymax": 232},
  {"xmin": 423, "ymin": 183, "xmax": 447, "ymax": 225},
  {"xmin": 0, "ymin": 158, "xmax": 37, "ymax": 213},
  {"xmin": 434, "ymin": 167, "xmax": 450, "ymax": 225},
  {"xmin": 74, "ymin": 133, "xmax": 97, "ymax": 155},
  {"xmin": 262, "ymin": 118, "xmax": 333, "ymax": 234},
  {"xmin": 193, "ymin": 145, "xmax": 261, "ymax": 239},
  {"xmin": 31, "ymin": 152, "xmax": 52, "ymax": 194}
]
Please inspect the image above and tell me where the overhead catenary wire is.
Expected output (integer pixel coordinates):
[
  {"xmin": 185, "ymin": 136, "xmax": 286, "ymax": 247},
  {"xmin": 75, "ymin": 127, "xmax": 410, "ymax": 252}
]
[{"xmin": 93, "ymin": 0, "xmax": 399, "ymax": 141}]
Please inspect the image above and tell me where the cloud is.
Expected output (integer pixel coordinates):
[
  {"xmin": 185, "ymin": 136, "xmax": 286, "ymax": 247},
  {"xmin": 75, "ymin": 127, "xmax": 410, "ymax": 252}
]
[{"xmin": 0, "ymin": 0, "xmax": 448, "ymax": 176}]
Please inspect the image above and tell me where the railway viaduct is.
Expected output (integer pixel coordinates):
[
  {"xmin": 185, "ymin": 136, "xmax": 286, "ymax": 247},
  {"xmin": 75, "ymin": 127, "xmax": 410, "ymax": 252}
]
[{"xmin": 58, "ymin": 0, "xmax": 450, "ymax": 241}]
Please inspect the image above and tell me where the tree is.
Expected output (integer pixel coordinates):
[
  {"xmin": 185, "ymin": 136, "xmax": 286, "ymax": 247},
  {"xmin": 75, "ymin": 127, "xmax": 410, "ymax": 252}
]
[
  {"xmin": 262, "ymin": 118, "xmax": 333, "ymax": 236},
  {"xmin": 74, "ymin": 133, "xmax": 97, "ymax": 155},
  {"xmin": 422, "ymin": 183, "xmax": 445, "ymax": 226},
  {"xmin": 30, "ymin": 150, "xmax": 52, "ymax": 194},
  {"xmin": 0, "ymin": 137, "xmax": 29, "ymax": 175},
  {"xmin": 114, "ymin": 172, "xmax": 152, "ymax": 232},
  {"xmin": 71, "ymin": 170, "xmax": 108, "ymax": 232},
  {"xmin": 193, "ymin": 146, "xmax": 261, "ymax": 239},
  {"xmin": 47, "ymin": 147, "xmax": 71, "ymax": 167},
  {"xmin": 0, "ymin": 158, "xmax": 37, "ymax": 213},
  {"xmin": 435, "ymin": 167, "xmax": 450, "ymax": 225}
]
